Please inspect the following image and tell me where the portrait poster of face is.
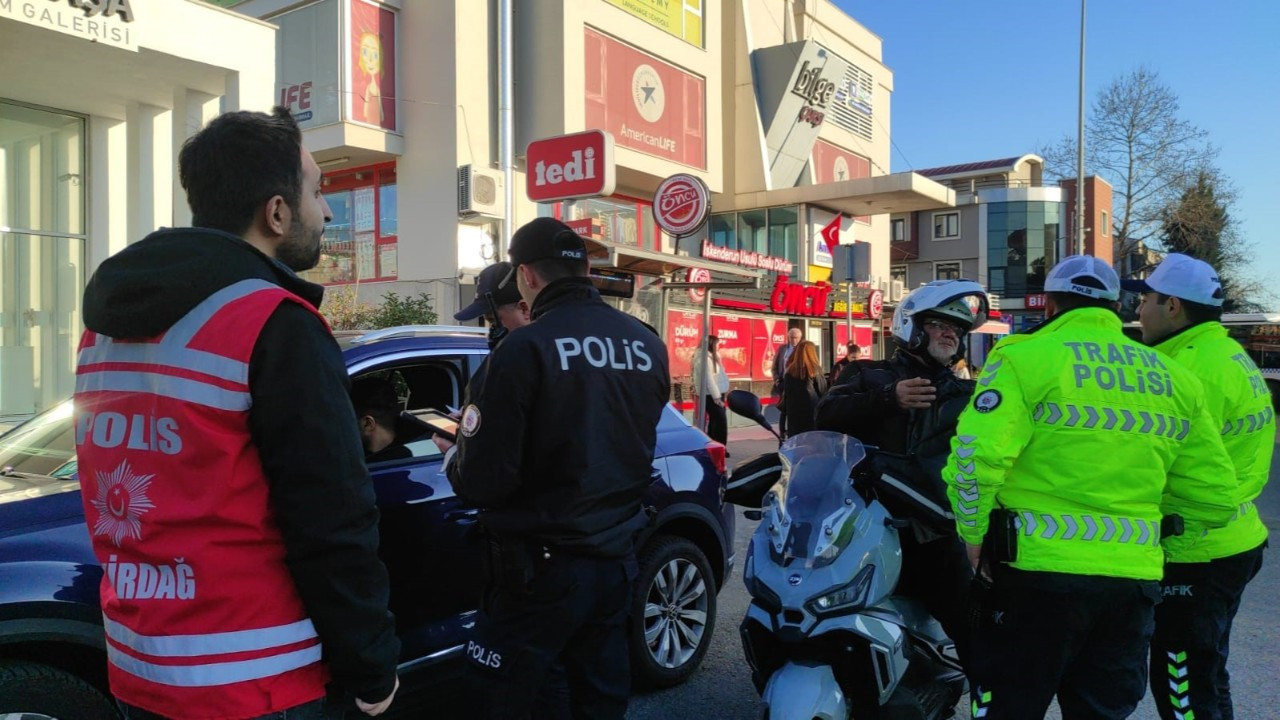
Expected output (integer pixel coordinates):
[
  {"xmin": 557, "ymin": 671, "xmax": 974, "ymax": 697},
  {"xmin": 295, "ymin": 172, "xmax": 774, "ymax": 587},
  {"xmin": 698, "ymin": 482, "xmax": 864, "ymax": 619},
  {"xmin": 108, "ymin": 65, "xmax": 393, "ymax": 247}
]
[{"xmin": 348, "ymin": 0, "xmax": 396, "ymax": 131}]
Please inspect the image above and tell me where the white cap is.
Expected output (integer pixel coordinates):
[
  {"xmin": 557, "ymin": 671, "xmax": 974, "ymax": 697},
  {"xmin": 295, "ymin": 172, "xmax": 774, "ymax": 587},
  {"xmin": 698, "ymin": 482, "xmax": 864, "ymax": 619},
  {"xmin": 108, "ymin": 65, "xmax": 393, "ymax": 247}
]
[
  {"xmin": 1044, "ymin": 255, "xmax": 1120, "ymax": 301},
  {"xmin": 1119, "ymin": 253, "xmax": 1223, "ymax": 307}
]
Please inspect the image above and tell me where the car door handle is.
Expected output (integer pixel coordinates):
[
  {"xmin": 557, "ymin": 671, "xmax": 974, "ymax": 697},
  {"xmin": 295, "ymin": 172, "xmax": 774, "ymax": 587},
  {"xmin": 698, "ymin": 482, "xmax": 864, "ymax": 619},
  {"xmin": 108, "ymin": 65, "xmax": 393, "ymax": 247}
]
[{"xmin": 445, "ymin": 508, "xmax": 480, "ymax": 523}]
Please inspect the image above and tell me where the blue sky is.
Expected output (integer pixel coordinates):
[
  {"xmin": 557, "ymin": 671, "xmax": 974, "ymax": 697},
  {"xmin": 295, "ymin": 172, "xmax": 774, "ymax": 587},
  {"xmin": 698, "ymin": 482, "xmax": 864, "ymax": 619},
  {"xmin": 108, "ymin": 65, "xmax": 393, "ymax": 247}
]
[{"xmin": 836, "ymin": 0, "xmax": 1280, "ymax": 293}]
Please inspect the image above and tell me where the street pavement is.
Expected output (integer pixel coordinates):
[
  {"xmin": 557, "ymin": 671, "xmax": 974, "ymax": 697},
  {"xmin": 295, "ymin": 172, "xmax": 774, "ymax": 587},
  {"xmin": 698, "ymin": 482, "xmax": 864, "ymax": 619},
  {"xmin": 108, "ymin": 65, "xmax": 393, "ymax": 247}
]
[{"xmin": 626, "ymin": 427, "xmax": 1280, "ymax": 720}]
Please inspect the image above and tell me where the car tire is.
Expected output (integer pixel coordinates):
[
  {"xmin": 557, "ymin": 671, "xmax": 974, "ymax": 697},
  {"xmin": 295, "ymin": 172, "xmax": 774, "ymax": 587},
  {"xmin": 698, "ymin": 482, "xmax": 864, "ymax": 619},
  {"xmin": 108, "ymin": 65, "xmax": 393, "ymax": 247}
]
[
  {"xmin": 0, "ymin": 660, "xmax": 118, "ymax": 720},
  {"xmin": 629, "ymin": 534, "xmax": 717, "ymax": 689}
]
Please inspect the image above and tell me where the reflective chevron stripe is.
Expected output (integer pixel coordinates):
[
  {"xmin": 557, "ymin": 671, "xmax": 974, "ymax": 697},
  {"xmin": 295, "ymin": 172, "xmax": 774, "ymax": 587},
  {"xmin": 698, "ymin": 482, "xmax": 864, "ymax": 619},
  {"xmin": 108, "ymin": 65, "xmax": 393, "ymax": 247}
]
[
  {"xmin": 1013, "ymin": 511, "xmax": 1160, "ymax": 546},
  {"xmin": 970, "ymin": 687, "xmax": 992, "ymax": 718},
  {"xmin": 978, "ymin": 360, "xmax": 1003, "ymax": 387},
  {"xmin": 1166, "ymin": 651, "xmax": 1194, "ymax": 720},
  {"xmin": 1221, "ymin": 406, "xmax": 1274, "ymax": 436},
  {"xmin": 951, "ymin": 435, "xmax": 980, "ymax": 526},
  {"xmin": 1032, "ymin": 402, "xmax": 1189, "ymax": 439}
]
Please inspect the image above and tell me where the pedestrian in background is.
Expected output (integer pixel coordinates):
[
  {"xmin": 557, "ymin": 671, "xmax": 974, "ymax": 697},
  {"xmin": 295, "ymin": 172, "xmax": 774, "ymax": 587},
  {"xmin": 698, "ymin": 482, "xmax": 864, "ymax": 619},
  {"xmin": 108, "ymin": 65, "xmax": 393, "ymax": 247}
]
[
  {"xmin": 781, "ymin": 340, "xmax": 827, "ymax": 437},
  {"xmin": 1124, "ymin": 253, "xmax": 1273, "ymax": 720},
  {"xmin": 74, "ymin": 107, "xmax": 399, "ymax": 719},
  {"xmin": 829, "ymin": 340, "xmax": 862, "ymax": 386},
  {"xmin": 945, "ymin": 255, "xmax": 1238, "ymax": 719},
  {"xmin": 771, "ymin": 327, "xmax": 803, "ymax": 436},
  {"xmin": 702, "ymin": 334, "xmax": 730, "ymax": 446}
]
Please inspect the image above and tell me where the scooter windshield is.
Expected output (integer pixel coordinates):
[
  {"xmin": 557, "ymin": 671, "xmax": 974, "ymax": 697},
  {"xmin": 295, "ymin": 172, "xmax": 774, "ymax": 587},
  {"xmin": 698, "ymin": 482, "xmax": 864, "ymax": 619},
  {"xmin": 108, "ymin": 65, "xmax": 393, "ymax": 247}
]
[{"xmin": 762, "ymin": 431, "xmax": 868, "ymax": 569}]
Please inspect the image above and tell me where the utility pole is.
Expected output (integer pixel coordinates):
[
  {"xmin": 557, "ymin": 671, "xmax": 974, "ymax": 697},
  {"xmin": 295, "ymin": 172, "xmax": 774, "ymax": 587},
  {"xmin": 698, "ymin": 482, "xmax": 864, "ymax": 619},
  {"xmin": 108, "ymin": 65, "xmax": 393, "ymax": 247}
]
[{"xmin": 1074, "ymin": 0, "xmax": 1087, "ymax": 257}]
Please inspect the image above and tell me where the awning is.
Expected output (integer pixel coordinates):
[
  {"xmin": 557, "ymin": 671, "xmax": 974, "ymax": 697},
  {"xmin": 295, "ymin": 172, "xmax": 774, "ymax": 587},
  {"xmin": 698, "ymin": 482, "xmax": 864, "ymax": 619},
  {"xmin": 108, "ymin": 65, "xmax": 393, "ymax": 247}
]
[
  {"xmin": 727, "ymin": 171, "xmax": 956, "ymax": 216},
  {"xmin": 973, "ymin": 320, "xmax": 1012, "ymax": 334},
  {"xmin": 582, "ymin": 236, "xmax": 764, "ymax": 282}
]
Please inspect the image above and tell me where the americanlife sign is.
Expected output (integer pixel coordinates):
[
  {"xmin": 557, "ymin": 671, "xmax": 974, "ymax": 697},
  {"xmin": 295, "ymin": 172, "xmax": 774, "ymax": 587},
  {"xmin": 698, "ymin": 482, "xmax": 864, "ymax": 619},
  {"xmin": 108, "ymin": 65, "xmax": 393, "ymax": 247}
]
[{"xmin": 1, "ymin": 0, "xmax": 138, "ymax": 51}]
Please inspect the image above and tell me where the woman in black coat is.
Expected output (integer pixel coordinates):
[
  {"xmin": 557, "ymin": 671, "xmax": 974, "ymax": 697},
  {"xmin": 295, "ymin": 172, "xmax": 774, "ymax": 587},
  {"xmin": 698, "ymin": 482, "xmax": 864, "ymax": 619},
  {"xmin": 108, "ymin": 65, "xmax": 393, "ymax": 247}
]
[{"xmin": 781, "ymin": 340, "xmax": 828, "ymax": 437}]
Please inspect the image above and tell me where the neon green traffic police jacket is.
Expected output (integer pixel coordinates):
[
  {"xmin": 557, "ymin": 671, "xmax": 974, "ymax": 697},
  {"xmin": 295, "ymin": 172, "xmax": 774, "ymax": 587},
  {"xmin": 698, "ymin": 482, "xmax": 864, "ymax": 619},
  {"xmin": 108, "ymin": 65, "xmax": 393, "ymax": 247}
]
[
  {"xmin": 1154, "ymin": 321, "xmax": 1273, "ymax": 563},
  {"xmin": 944, "ymin": 307, "xmax": 1238, "ymax": 581}
]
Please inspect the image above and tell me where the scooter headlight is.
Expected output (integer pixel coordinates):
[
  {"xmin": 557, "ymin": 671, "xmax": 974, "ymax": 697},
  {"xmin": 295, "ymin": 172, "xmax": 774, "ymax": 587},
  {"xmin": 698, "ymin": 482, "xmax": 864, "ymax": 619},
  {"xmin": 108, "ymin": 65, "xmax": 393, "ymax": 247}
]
[{"xmin": 806, "ymin": 565, "xmax": 874, "ymax": 616}]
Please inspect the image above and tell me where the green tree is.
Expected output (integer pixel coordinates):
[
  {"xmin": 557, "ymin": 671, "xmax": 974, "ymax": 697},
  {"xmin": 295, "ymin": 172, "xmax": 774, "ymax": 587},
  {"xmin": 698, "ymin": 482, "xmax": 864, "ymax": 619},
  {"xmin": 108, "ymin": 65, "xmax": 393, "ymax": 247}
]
[
  {"xmin": 1159, "ymin": 170, "xmax": 1267, "ymax": 312},
  {"xmin": 321, "ymin": 288, "xmax": 438, "ymax": 330},
  {"xmin": 1042, "ymin": 68, "xmax": 1216, "ymax": 273}
]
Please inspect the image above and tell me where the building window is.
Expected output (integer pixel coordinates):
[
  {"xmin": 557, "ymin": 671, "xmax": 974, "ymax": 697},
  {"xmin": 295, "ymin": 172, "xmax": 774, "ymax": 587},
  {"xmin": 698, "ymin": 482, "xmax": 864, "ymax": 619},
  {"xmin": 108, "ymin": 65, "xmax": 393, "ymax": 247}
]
[
  {"xmin": 935, "ymin": 262, "xmax": 961, "ymax": 280},
  {"xmin": 985, "ymin": 201, "xmax": 1061, "ymax": 298},
  {"xmin": 933, "ymin": 212, "xmax": 959, "ymax": 240},
  {"xmin": 1100, "ymin": 210, "xmax": 1109, "ymax": 237},
  {"xmin": 891, "ymin": 218, "xmax": 905, "ymax": 243},
  {"xmin": 890, "ymin": 265, "xmax": 907, "ymax": 285},
  {"xmin": 709, "ymin": 212, "xmax": 736, "ymax": 249},
  {"xmin": 0, "ymin": 100, "xmax": 86, "ymax": 415},
  {"xmin": 305, "ymin": 163, "xmax": 398, "ymax": 285}
]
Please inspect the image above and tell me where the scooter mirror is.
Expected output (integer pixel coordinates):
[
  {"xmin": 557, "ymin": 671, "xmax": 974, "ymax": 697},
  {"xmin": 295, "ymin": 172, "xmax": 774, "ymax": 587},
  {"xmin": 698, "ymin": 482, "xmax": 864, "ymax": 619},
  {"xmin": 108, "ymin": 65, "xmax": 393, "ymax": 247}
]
[{"xmin": 725, "ymin": 390, "xmax": 781, "ymax": 441}]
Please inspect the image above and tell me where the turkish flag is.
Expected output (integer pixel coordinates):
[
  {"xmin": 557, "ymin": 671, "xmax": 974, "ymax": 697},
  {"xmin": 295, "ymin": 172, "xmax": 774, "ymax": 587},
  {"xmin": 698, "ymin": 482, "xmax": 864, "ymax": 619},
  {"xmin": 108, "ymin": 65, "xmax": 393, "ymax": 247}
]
[{"xmin": 821, "ymin": 214, "xmax": 844, "ymax": 254}]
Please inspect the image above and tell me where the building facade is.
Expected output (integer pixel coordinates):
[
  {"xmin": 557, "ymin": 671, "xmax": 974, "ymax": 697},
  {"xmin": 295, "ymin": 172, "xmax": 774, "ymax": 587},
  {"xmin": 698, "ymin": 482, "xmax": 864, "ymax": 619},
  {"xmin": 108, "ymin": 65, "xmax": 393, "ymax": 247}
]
[
  {"xmin": 890, "ymin": 155, "xmax": 1113, "ymax": 338},
  {"xmin": 0, "ymin": 0, "xmax": 276, "ymax": 419}
]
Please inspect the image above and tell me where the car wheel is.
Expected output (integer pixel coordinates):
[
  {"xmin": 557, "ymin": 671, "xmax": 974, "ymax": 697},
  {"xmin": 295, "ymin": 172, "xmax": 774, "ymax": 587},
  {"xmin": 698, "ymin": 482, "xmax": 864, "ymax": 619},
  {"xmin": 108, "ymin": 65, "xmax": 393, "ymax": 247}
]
[
  {"xmin": 0, "ymin": 660, "xmax": 117, "ymax": 720},
  {"xmin": 629, "ymin": 534, "xmax": 717, "ymax": 688}
]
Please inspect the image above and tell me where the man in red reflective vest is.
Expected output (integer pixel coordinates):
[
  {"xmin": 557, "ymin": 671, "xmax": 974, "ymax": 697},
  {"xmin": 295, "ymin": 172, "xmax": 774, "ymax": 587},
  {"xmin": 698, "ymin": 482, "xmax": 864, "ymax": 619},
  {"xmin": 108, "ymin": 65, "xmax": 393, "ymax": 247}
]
[{"xmin": 74, "ymin": 108, "xmax": 399, "ymax": 719}]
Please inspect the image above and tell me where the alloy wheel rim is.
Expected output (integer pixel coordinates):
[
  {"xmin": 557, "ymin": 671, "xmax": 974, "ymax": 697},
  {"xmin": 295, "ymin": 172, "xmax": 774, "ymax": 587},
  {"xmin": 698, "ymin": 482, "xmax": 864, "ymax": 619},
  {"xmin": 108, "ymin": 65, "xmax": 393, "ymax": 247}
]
[{"xmin": 643, "ymin": 557, "xmax": 709, "ymax": 668}]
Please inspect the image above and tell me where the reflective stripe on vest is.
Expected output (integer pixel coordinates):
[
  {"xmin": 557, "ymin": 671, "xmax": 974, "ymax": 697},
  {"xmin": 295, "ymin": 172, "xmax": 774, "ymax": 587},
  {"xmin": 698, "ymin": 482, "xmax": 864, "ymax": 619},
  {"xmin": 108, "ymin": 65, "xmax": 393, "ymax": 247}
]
[
  {"xmin": 1013, "ymin": 510, "xmax": 1161, "ymax": 547},
  {"xmin": 75, "ymin": 280, "xmax": 274, "ymax": 411},
  {"xmin": 106, "ymin": 643, "xmax": 322, "ymax": 688},
  {"xmin": 1032, "ymin": 402, "xmax": 1190, "ymax": 439},
  {"xmin": 1235, "ymin": 501, "xmax": 1256, "ymax": 520},
  {"xmin": 1220, "ymin": 407, "xmax": 1275, "ymax": 436},
  {"xmin": 104, "ymin": 617, "xmax": 318, "ymax": 658}
]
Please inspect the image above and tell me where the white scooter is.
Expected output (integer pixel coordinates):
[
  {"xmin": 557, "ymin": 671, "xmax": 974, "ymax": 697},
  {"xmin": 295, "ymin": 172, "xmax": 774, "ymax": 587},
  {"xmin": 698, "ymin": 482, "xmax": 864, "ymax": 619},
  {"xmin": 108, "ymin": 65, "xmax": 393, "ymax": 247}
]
[{"xmin": 725, "ymin": 392, "xmax": 965, "ymax": 720}]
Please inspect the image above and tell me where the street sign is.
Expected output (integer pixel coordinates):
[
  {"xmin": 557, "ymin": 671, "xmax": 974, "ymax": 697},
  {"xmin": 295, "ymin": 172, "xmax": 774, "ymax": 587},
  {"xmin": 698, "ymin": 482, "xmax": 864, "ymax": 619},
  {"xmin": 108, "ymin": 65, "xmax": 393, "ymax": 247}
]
[
  {"xmin": 831, "ymin": 242, "xmax": 871, "ymax": 284},
  {"xmin": 653, "ymin": 174, "xmax": 711, "ymax": 237}
]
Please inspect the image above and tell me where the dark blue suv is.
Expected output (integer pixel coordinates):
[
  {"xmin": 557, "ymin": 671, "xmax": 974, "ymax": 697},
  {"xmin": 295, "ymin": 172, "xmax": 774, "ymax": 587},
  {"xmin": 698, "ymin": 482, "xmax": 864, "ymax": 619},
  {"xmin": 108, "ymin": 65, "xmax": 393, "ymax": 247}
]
[{"xmin": 0, "ymin": 325, "xmax": 734, "ymax": 718}]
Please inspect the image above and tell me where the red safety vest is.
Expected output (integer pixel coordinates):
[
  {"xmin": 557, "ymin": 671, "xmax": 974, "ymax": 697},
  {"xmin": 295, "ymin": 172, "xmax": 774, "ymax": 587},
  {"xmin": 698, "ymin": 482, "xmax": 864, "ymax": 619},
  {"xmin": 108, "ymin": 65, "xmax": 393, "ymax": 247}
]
[{"xmin": 75, "ymin": 279, "xmax": 331, "ymax": 720}]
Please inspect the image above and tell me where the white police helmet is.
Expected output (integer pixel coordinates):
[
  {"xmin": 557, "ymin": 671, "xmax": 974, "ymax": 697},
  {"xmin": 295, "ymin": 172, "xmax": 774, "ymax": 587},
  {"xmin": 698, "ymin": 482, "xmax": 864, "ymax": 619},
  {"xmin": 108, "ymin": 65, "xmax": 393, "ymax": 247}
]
[{"xmin": 891, "ymin": 279, "xmax": 991, "ymax": 351}]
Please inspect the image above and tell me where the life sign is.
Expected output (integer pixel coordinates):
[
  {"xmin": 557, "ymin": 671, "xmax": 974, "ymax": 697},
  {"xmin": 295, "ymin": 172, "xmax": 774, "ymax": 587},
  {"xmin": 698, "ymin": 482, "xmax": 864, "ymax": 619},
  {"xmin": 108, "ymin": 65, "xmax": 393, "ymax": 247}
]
[{"xmin": 526, "ymin": 130, "xmax": 617, "ymax": 202}]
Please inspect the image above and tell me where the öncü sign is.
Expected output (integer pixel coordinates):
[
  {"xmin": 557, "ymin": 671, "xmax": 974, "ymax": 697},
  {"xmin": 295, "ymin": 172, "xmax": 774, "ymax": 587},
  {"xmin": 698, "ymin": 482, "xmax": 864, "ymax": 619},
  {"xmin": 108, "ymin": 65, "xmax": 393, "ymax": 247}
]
[
  {"xmin": 526, "ymin": 130, "xmax": 616, "ymax": 202},
  {"xmin": 653, "ymin": 173, "xmax": 710, "ymax": 237}
]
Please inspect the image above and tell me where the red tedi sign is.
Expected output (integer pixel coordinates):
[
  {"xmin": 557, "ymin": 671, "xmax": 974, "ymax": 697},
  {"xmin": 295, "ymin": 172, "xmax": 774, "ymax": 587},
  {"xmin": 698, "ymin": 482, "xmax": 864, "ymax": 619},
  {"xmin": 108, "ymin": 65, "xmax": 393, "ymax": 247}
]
[
  {"xmin": 653, "ymin": 174, "xmax": 710, "ymax": 237},
  {"xmin": 525, "ymin": 130, "xmax": 617, "ymax": 202}
]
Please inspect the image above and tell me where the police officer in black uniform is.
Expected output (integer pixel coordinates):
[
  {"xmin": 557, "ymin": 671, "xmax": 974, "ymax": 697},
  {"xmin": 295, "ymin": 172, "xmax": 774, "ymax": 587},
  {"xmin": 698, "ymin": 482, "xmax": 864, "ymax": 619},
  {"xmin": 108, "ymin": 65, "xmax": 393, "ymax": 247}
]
[{"xmin": 448, "ymin": 217, "xmax": 671, "ymax": 720}]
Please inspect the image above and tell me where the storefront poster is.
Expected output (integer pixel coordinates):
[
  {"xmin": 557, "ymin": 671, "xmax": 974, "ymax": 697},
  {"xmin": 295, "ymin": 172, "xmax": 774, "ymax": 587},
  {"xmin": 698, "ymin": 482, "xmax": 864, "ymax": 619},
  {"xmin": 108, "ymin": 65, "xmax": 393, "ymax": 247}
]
[
  {"xmin": 604, "ymin": 0, "xmax": 703, "ymax": 47},
  {"xmin": 353, "ymin": 187, "xmax": 375, "ymax": 232},
  {"xmin": 709, "ymin": 315, "xmax": 751, "ymax": 379},
  {"xmin": 349, "ymin": 0, "xmax": 396, "ymax": 131},
  {"xmin": 585, "ymin": 28, "xmax": 706, "ymax": 170},
  {"xmin": 379, "ymin": 245, "xmax": 397, "ymax": 278},
  {"xmin": 812, "ymin": 140, "xmax": 870, "ymax": 223},
  {"xmin": 666, "ymin": 310, "xmax": 703, "ymax": 382},
  {"xmin": 834, "ymin": 325, "xmax": 874, "ymax": 362},
  {"xmin": 751, "ymin": 319, "xmax": 790, "ymax": 382},
  {"xmin": 356, "ymin": 232, "xmax": 376, "ymax": 280}
]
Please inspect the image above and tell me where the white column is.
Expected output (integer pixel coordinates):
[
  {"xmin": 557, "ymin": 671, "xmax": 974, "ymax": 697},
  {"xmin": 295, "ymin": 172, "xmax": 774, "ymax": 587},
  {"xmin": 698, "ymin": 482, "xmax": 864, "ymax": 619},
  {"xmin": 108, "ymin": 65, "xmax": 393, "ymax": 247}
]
[
  {"xmin": 88, "ymin": 115, "xmax": 129, "ymax": 270},
  {"xmin": 171, "ymin": 88, "xmax": 222, "ymax": 227},
  {"xmin": 126, "ymin": 102, "xmax": 174, "ymax": 242}
]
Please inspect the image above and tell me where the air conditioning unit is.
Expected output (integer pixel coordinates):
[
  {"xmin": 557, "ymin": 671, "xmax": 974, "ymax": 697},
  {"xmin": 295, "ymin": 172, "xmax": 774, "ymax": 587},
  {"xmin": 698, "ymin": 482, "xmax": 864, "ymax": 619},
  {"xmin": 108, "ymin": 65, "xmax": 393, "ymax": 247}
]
[
  {"xmin": 457, "ymin": 165, "xmax": 504, "ymax": 219},
  {"xmin": 878, "ymin": 279, "xmax": 890, "ymax": 294},
  {"xmin": 890, "ymin": 279, "xmax": 905, "ymax": 302}
]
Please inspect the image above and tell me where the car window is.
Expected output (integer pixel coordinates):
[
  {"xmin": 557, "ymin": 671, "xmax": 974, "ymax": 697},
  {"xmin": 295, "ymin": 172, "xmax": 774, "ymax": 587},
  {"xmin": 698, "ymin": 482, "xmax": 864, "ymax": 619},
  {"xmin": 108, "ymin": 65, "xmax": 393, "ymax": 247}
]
[
  {"xmin": 0, "ymin": 401, "xmax": 78, "ymax": 478},
  {"xmin": 355, "ymin": 359, "xmax": 469, "ymax": 466}
]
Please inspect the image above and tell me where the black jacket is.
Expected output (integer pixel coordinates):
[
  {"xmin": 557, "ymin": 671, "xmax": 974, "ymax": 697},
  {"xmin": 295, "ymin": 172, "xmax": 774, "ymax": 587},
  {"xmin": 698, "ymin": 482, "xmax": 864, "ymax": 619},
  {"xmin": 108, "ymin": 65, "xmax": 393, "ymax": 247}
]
[
  {"xmin": 82, "ymin": 228, "xmax": 400, "ymax": 703},
  {"xmin": 450, "ymin": 278, "xmax": 671, "ymax": 557},
  {"xmin": 782, "ymin": 372, "xmax": 828, "ymax": 436},
  {"xmin": 816, "ymin": 349, "xmax": 975, "ymax": 532}
]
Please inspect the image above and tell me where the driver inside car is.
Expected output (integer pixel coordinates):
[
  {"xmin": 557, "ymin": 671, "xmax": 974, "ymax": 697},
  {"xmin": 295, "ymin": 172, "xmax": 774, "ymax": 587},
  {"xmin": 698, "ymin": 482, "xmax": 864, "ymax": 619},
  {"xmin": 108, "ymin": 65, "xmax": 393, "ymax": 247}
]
[{"xmin": 351, "ymin": 376, "xmax": 428, "ymax": 464}]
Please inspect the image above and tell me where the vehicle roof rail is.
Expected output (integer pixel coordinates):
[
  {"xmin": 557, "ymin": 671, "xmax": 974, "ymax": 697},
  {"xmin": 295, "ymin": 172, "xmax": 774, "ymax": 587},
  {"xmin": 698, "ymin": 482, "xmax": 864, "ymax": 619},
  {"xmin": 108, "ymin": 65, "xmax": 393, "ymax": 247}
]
[{"xmin": 348, "ymin": 325, "xmax": 489, "ymax": 344}]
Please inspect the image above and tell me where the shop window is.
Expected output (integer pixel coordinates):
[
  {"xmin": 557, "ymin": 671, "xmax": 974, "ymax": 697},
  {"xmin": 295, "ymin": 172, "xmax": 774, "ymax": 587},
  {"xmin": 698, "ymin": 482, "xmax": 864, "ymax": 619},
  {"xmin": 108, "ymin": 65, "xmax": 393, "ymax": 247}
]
[
  {"xmin": 737, "ymin": 209, "xmax": 767, "ymax": 256},
  {"xmin": 767, "ymin": 206, "xmax": 798, "ymax": 264},
  {"xmin": 558, "ymin": 195, "xmax": 661, "ymax": 250},
  {"xmin": 709, "ymin": 213, "xmax": 736, "ymax": 249},
  {"xmin": 935, "ymin": 262, "xmax": 961, "ymax": 280},
  {"xmin": 305, "ymin": 163, "xmax": 397, "ymax": 285},
  {"xmin": 933, "ymin": 212, "xmax": 959, "ymax": 240}
]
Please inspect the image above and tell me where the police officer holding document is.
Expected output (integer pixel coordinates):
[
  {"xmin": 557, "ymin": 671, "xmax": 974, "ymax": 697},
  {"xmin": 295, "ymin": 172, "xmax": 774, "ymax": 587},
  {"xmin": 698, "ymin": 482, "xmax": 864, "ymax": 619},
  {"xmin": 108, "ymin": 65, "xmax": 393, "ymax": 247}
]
[
  {"xmin": 1123, "ymin": 253, "xmax": 1272, "ymax": 720},
  {"xmin": 944, "ymin": 255, "xmax": 1238, "ymax": 719},
  {"xmin": 448, "ymin": 217, "xmax": 670, "ymax": 719}
]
